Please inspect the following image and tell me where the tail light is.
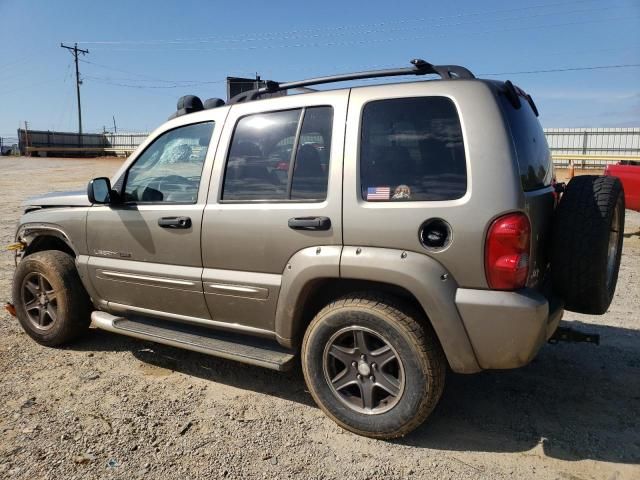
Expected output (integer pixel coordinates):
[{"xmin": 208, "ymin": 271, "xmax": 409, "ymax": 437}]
[{"xmin": 485, "ymin": 213, "xmax": 531, "ymax": 290}]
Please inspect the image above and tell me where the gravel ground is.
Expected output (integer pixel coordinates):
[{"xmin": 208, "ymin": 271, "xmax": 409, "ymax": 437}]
[{"xmin": 0, "ymin": 157, "xmax": 639, "ymax": 480}]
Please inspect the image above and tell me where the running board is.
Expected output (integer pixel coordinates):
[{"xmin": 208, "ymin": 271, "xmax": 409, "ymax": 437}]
[{"xmin": 91, "ymin": 311, "xmax": 296, "ymax": 371}]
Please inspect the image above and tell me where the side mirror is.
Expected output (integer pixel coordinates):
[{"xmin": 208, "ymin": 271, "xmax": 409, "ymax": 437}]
[{"xmin": 87, "ymin": 177, "xmax": 112, "ymax": 204}]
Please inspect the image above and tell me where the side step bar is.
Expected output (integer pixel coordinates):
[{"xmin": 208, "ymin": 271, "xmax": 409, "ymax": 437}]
[{"xmin": 91, "ymin": 311, "xmax": 297, "ymax": 371}]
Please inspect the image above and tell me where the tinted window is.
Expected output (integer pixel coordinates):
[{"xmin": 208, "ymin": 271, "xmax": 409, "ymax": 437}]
[
  {"xmin": 360, "ymin": 97, "xmax": 466, "ymax": 202},
  {"xmin": 124, "ymin": 122, "xmax": 214, "ymax": 203},
  {"xmin": 222, "ymin": 107, "xmax": 333, "ymax": 201},
  {"xmin": 291, "ymin": 107, "xmax": 332, "ymax": 200},
  {"xmin": 499, "ymin": 94, "xmax": 553, "ymax": 191}
]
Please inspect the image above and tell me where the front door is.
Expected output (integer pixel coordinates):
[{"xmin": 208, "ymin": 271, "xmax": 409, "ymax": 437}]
[
  {"xmin": 86, "ymin": 119, "xmax": 219, "ymax": 321},
  {"xmin": 201, "ymin": 92, "xmax": 348, "ymax": 334}
]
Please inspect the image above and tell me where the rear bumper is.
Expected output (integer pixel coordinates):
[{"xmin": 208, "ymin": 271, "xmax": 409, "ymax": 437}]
[{"xmin": 455, "ymin": 288, "xmax": 563, "ymax": 370}]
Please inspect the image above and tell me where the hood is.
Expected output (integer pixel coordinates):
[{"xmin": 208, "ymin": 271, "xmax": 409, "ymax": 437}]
[{"xmin": 22, "ymin": 190, "xmax": 91, "ymax": 208}]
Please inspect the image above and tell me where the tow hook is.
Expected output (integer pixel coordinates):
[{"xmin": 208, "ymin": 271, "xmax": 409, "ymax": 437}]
[
  {"xmin": 548, "ymin": 326, "xmax": 600, "ymax": 345},
  {"xmin": 5, "ymin": 241, "xmax": 25, "ymax": 251},
  {"xmin": 4, "ymin": 302, "xmax": 17, "ymax": 317}
]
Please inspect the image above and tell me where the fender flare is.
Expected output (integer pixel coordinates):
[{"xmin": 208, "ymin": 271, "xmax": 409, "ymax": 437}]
[
  {"xmin": 275, "ymin": 245, "xmax": 341, "ymax": 345},
  {"xmin": 16, "ymin": 223, "xmax": 79, "ymax": 257},
  {"xmin": 275, "ymin": 245, "xmax": 481, "ymax": 374}
]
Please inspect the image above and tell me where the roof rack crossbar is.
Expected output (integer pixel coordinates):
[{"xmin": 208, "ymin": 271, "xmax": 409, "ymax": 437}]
[{"xmin": 229, "ymin": 59, "xmax": 475, "ymax": 104}]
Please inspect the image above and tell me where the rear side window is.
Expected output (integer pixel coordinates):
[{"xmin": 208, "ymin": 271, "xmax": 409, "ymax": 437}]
[
  {"xmin": 499, "ymin": 94, "xmax": 553, "ymax": 191},
  {"xmin": 360, "ymin": 96, "xmax": 466, "ymax": 202},
  {"xmin": 222, "ymin": 107, "xmax": 333, "ymax": 201}
]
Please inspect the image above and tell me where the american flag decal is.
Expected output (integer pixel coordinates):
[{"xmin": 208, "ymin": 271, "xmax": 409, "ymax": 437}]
[{"xmin": 367, "ymin": 186, "xmax": 391, "ymax": 201}]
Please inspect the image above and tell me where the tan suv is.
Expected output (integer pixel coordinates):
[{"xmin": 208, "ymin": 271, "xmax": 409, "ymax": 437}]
[{"xmin": 8, "ymin": 60, "xmax": 625, "ymax": 438}]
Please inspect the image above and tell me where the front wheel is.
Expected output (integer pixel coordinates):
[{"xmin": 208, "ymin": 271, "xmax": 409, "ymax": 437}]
[
  {"xmin": 301, "ymin": 294, "xmax": 446, "ymax": 439},
  {"xmin": 12, "ymin": 250, "xmax": 92, "ymax": 346}
]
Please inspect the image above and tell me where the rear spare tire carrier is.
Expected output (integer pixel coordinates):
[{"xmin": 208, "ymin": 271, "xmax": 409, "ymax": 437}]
[{"xmin": 551, "ymin": 175, "xmax": 625, "ymax": 315}]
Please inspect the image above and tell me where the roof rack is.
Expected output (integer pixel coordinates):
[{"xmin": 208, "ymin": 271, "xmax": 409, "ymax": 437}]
[{"xmin": 229, "ymin": 59, "xmax": 475, "ymax": 104}]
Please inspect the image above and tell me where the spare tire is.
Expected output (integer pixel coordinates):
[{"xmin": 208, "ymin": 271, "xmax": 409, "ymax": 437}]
[{"xmin": 551, "ymin": 175, "xmax": 625, "ymax": 314}]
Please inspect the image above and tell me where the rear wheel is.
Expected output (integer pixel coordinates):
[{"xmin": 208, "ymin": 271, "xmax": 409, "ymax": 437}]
[
  {"xmin": 301, "ymin": 294, "xmax": 446, "ymax": 439},
  {"xmin": 552, "ymin": 175, "xmax": 625, "ymax": 314},
  {"xmin": 12, "ymin": 251, "xmax": 92, "ymax": 346}
]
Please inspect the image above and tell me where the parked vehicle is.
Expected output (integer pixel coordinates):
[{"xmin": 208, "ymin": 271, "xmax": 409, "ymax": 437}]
[
  {"xmin": 7, "ymin": 59, "xmax": 625, "ymax": 439},
  {"xmin": 605, "ymin": 161, "xmax": 640, "ymax": 211},
  {"xmin": 1, "ymin": 143, "xmax": 18, "ymax": 155}
]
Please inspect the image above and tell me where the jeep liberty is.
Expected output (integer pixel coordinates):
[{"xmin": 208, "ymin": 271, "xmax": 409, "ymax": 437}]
[{"xmin": 7, "ymin": 60, "xmax": 625, "ymax": 438}]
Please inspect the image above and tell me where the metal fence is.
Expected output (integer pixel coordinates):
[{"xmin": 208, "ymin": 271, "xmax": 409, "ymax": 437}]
[
  {"xmin": 13, "ymin": 127, "xmax": 640, "ymax": 166},
  {"xmin": 17, "ymin": 129, "xmax": 149, "ymax": 156},
  {"xmin": 544, "ymin": 127, "xmax": 640, "ymax": 168},
  {"xmin": 103, "ymin": 132, "xmax": 150, "ymax": 150}
]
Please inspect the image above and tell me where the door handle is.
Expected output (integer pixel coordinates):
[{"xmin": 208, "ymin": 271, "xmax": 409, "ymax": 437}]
[
  {"xmin": 158, "ymin": 216, "xmax": 192, "ymax": 229},
  {"xmin": 288, "ymin": 216, "xmax": 331, "ymax": 231}
]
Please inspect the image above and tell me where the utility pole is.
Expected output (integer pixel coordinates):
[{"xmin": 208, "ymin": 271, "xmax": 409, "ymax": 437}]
[
  {"xmin": 112, "ymin": 115, "xmax": 117, "ymax": 133},
  {"xmin": 23, "ymin": 121, "xmax": 30, "ymax": 156},
  {"xmin": 60, "ymin": 43, "xmax": 89, "ymax": 141}
]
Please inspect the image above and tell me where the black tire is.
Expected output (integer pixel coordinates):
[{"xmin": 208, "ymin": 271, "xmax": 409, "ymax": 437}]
[
  {"xmin": 301, "ymin": 293, "xmax": 446, "ymax": 439},
  {"xmin": 12, "ymin": 250, "xmax": 92, "ymax": 346},
  {"xmin": 551, "ymin": 175, "xmax": 625, "ymax": 314}
]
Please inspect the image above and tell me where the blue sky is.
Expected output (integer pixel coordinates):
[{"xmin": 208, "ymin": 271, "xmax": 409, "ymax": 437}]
[{"xmin": 0, "ymin": 0, "xmax": 638, "ymax": 137}]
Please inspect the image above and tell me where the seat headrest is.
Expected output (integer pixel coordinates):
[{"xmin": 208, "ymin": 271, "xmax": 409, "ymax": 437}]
[
  {"xmin": 177, "ymin": 95, "xmax": 204, "ymax": 111},
  {"xmin": 204, "ymin": 98, "xmax": 225, "ymax": 109},
  {"xmin": 231, "ymin": 141, "xmax": 262, "ymax": 158},
  {"xmin": 168, "ymin": 95, "xmax": 204, "ymax": 120},
  {"xmin": 295, "ymin": 145, "xmax": 323, "ymax": 176}
]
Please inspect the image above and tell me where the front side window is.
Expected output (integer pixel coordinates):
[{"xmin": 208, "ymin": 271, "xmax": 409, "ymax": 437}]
[
  {"xmin": 222, "ymin": 106, "xmax": 333, "ymax": 201},
  {"xmin": 360, "ymin": 97, "xmax": 467, "ymax": 202},
  {"xmin": 123, "ymin": 122, "xmax": 214, "ymax": 203}
]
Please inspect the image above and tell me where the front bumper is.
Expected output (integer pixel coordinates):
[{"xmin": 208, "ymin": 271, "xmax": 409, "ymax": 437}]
[{"xmin": 455, "ymin": 288, "xmax": 563, "ymax": 370}]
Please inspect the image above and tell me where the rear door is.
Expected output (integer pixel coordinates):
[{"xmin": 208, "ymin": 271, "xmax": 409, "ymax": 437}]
[
  {"xmin": 86, "ymin": 113, "xmax": 224, "ymax": 320},
  {"xmin": 201, "ymin": 92, "xmax": 348, "ymax": 334},
  {"xmin": 342, "ymin": 86, "xmax": 472, "ymax": 281}
]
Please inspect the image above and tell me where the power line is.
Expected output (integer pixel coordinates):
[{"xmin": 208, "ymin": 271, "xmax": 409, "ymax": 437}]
[
  {"xmin": 480, "ymin": 63, "xmax": 640, "ymax": 76},
  {"xmin": 86, "ymin": 77, "xmax": 227, "ymax": 89},
  {"xmin": 83, "ymin": 74, "xmax": 204, "ymax": 86},
  {"xmin": 73, "ymin": 0, "xmax": 599, "ymax": 46},
  {"xmin": 84, "ymin": 14, "xmax": 639, "ymax": 53},
  {"xmin": 1, "ymin": 79, "xmax": 51, "ymax": 95},
  {"xmin": 88, "ymin": 5, "xmax": 602, "ymax": 47},
  {"xmin": 214, "ymin": 4, "xmax": 624, "ymax": 45},
  {"xmin": 81, "ymin": 63, "xmax": 640, "ymax": 92},
  {"xmin": 54, "ymin": 64, "xmax": 75, "ymax": 130},
  {"xmin": 79, "ymin": 59, "xmax": 192, "ymax": 83},
  {"xmin": 79, "ymin": 59, "xmax": 255, "ymax": 85}
]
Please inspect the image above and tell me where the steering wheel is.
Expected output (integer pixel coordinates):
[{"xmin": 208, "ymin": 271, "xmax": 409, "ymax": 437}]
[{"xmin": 157, "ymin": 175, "xmax": 197, "ymax": 192}]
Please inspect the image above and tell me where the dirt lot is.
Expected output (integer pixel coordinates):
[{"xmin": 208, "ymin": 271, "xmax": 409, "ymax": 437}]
[{"xmin": 0, "ymin": 157, "xmax": 639, "ymax": 479}]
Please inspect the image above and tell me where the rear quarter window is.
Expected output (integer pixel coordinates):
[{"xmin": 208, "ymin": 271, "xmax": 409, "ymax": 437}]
[
  {"xmin": 499, "ymin": 94, "xmax": 553, "ymax": 191},
  {"xmin": 360, "ymin": 96, "xmax": 467, "ymax": 202}
]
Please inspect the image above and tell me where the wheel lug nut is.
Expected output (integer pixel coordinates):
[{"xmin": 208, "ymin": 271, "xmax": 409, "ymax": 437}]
[
  {"xmin": 360, "ymin": 354, "xmax": 366, "ymax": 360},
  {"xmin": 351, "ymin": 361, "xmax": 357, "ymax": 367},
  {"xmin": 371, "ymin": 363, "xmax": 377, "ymax": 369},
  {"xmin": 369, "ymin": 376, "xmax": 375, "ymax": 381},
  {"xmin": 356, "ymin": 374, "xmax": 362, "ymax": 380}
]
